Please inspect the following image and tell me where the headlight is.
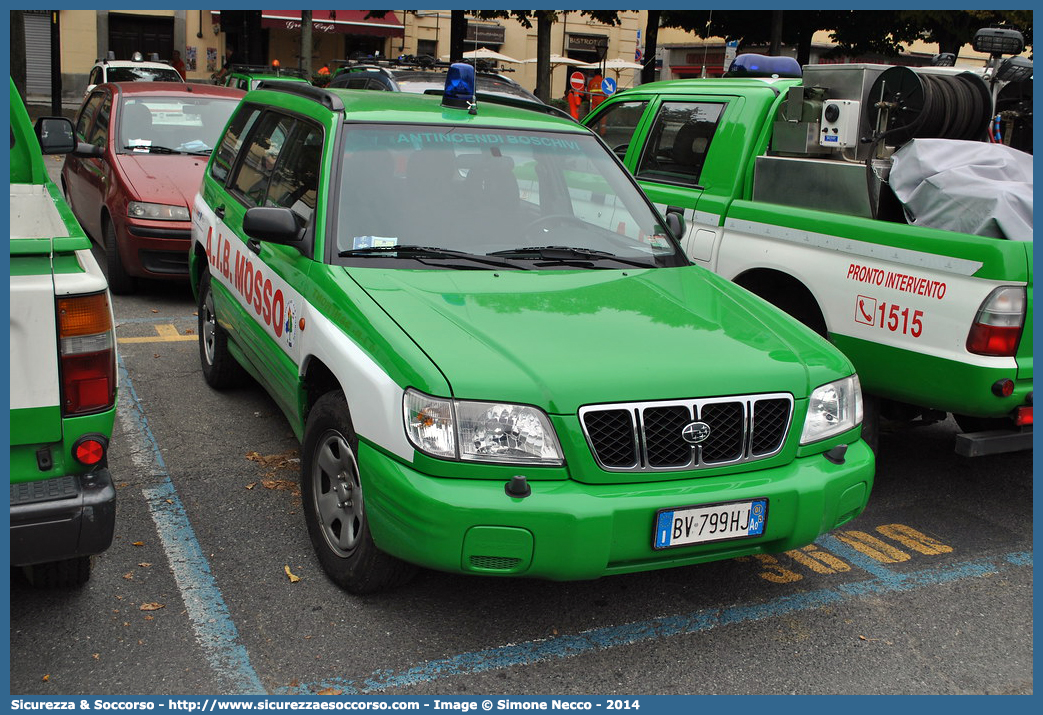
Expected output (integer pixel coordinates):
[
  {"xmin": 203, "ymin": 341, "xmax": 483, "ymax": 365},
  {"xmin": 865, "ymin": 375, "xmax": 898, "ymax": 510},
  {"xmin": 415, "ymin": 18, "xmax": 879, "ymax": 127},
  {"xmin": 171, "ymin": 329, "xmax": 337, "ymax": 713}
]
[
  {"xmin": 800, "ymin": 375, "xmax": 863, "ymax": 445},
  {"xmin": 128, "ymin": 201, "xmax": 190, "ymax": 221},
  {"xmin": 404, "ymin": 389, "xmax": 564, "ymax": 466}
]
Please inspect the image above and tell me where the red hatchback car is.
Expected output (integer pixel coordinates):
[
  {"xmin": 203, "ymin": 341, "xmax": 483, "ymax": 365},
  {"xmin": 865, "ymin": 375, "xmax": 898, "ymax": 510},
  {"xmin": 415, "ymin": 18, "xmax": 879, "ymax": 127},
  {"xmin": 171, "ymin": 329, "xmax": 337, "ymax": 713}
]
[{"xmin": 62, "ymin": 82, "xmax": 244, "ymax": 293}]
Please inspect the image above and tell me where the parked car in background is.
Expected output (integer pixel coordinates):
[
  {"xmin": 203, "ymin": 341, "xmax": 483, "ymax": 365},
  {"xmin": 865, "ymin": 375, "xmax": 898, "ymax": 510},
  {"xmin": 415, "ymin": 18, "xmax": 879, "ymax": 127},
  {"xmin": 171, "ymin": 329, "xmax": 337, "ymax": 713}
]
[
  {"xmin": 223, "ymin": 63, "xmax": 310, "ymax": 91},
  {"xmin": 329, "ymin": 59, "xmax": 541, "ymax": 104},
  {"xmin": 85, "ymin": 51, "xmax": 184, "ymax": 96},
  {"xmin": 61, "ymin": 82, "xmax": 244, "ymax": 293}
]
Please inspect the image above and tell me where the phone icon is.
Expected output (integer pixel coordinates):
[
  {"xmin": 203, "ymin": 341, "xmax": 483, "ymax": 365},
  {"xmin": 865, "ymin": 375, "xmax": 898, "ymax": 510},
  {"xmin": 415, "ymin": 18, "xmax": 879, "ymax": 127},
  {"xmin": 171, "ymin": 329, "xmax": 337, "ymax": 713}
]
[{"xmin": 855, "ymin": 295, "xmax": 876, "ymax": 326}]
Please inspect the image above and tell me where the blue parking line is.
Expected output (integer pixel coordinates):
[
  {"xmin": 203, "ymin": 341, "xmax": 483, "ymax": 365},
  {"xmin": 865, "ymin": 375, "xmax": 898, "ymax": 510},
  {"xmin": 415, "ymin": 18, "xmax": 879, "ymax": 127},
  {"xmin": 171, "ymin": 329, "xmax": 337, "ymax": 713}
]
[
  {"xmin": 117, "ymin": 356, "xmax": 266, "ymax": 695},
  {"xmin": 274, "ymin": 549, "xmax": 1031, "ymax": 695}
]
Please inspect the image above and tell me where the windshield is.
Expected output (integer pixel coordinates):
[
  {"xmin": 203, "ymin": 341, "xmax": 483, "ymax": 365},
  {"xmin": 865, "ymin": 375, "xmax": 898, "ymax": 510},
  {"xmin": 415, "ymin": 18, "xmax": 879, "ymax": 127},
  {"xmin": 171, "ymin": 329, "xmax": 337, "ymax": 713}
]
[
  {"xmin": 333, "ymin": 125, "xmax": 685, "ymax": 269},
  {"xmin": 108, "ymin": 66, "xmax": 183, "ymax": 83},
  {"xmin": 119, "ymin": 96, "xmax": 239, "ymax": 155}
]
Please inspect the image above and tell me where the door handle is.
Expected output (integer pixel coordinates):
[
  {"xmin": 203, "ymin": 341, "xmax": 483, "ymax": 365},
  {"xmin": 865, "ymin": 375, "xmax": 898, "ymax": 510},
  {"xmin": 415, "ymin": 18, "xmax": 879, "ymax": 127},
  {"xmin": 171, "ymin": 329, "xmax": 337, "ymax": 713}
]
[{"xmin": 214, "ymin": 205, "xmax": 225, "ymax": 219}]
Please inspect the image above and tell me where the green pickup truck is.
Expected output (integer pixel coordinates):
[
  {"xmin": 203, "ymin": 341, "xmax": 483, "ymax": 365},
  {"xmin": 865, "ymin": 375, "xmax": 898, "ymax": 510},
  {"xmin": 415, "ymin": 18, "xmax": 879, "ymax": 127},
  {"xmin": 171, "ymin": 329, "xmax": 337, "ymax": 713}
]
[
  {"xmin": 9, "ymin": 79, "xmax": 118, "ymax": 586},
  {"xmin": 586, "ymin": 56, "xmax": 1032, "ymax": 456}
]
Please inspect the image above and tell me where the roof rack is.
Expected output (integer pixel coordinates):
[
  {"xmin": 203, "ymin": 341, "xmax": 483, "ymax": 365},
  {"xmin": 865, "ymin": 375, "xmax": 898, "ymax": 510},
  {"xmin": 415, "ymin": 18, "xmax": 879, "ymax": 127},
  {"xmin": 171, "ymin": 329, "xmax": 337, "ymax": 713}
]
[
  {"xmin": 421, "ymin": 89, "xmax": 575, "ymax": 122},
  {"xmin": 255, "ymin": 80, "xmax": 344, "ymax": 112},
  {"xmin": 333, "ymin": 55, "xmax": 515, "ymax": 74},
  {"xmin": 232, "ymin": 63, "xmax": 309, "ymax": 79}
]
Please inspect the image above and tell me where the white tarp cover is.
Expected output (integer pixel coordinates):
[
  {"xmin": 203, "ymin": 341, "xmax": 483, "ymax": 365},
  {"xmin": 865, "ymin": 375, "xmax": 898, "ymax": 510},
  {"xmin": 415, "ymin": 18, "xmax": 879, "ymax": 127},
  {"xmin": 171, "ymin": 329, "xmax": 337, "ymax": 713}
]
[{"xmin": 889, "ymin": 138, "xmax": 1033, "ymax": 241}]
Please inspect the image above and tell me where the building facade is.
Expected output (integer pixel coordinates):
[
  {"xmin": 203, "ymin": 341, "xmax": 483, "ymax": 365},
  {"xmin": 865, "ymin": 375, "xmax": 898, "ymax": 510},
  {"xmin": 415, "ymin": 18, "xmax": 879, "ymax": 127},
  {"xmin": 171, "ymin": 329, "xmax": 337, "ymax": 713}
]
[
  {"xmin": 20, "ymin": 9, "xmax": 646, "ymax": 105},
  {"xmin": 18, "ymin": 10, "xmax": 1010, "ymax": 106}
]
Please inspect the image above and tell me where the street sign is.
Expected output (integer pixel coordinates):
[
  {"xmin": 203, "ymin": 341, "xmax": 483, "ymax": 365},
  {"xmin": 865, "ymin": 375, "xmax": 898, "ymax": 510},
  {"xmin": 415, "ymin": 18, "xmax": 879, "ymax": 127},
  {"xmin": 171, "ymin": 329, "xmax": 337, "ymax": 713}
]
[
  {"xmin": 601, "ymin": 77, "xmax": 616, "ymax": 96},
  {"xmin": 569, "ymin": 71, "xmax": 585, "ymax": 90}
]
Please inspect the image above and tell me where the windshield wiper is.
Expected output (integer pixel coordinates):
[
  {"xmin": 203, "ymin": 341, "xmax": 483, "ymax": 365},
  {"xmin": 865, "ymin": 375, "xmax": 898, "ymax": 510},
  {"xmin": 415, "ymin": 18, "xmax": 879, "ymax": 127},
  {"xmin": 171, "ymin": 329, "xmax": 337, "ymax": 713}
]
[
  {"xmin": 338, "ymin": 244, "xmax": 525, "ymax": 270},
  {"xmin": 122, "ymin": 144, "xmax": 181, "ymax": 154},
  {"xmin": 487, "ymin": 246, "xmax": 654, "ymax": 268}
]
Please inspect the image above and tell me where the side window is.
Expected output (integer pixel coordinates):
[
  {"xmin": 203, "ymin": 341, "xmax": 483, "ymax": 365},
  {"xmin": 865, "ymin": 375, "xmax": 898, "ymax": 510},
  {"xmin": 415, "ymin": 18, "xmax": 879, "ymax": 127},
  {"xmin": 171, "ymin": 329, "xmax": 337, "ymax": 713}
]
[
  {"xmin": 86, "ymin": 95, "xmax": 112, "ymax": 148},
  {"xmin": 88, "ymin": 67, "xmax": 102, "ymax": 86},
  {"xmin": 230, "ymin": 112, "xmax": 295, "ymax": 207},
  {"xmin": 264, "ymin": 123, "xmax": 323, "ymax": 224},
  {"xmin": 635, "ymin": 101, "xmax": 724, "ymax": 186},
  {"xmin": 211, "ymin": 105, "xmax": 261, "ymax": 184},
  {"xmin": 588, "ymin": 100, "xmax": 648, "ymax": 159},
  {"xmin": 75, "ymin": 93, "xmax": 104, "ymax": 141}
]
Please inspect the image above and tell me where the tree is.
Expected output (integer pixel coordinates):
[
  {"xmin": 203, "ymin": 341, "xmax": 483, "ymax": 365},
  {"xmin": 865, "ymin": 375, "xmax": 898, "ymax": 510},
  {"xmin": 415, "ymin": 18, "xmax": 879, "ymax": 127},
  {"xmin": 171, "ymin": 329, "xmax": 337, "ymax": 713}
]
[
  {"xmin": 660, "ymin": 10, "xmax": 856, "ymax": 67},
  {"xmin": 894, "ymin": 10, "xmax": 1032, "ymax": 57},
  {"xmin": 641, "ymin": 11, "xmax": 660, "ymax": 85}
]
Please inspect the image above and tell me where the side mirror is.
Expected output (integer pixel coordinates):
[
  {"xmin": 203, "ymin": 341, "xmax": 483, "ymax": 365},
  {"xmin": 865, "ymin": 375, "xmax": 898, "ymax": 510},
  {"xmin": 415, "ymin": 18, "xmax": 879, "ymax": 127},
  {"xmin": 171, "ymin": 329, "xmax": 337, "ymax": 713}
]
[
  {"xmin": 243, "ymin": 207, "xmax": 303, "ymax": 244},
  {"xmin": 34, "ymin": 117, "xmax": 76, "ymax": 155},
  {"xmin": 665, "ymin": 210, "xmax": 685, "ymax": 241}
]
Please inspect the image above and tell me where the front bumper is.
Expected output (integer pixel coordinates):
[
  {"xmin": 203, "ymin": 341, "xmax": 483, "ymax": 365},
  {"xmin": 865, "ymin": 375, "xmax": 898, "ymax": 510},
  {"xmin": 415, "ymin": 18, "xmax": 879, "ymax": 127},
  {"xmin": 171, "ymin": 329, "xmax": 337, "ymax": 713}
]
[
  {"xmin": 121, "ymin": 218, "xmax": 191, "ymax": 279},
  {"xmin": 9, "ymin": 468, "xmax": 116, "ymax": 567},
  {"xmin": 361, "ymin": 439, "xmax": 874, "ymax": 581}
]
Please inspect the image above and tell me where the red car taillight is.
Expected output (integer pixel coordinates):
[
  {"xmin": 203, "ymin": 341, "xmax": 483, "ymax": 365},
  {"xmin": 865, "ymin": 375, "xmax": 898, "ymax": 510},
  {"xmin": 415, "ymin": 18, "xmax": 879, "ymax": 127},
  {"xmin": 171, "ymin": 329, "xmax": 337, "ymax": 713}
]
[
  {"xmin": 966, "ymin": 286, "xmax": 1026, "ymax": 357},
  {"xmin": 58, "ymin": 292, "xmax": 116, "ymax": 416}
]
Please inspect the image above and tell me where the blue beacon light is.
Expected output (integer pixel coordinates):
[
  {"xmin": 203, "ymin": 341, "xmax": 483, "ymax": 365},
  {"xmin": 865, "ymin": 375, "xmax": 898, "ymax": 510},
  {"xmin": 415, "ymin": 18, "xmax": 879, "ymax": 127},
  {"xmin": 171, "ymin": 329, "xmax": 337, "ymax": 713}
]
[
  {"xmin": 443, "ymin": 62, "xmax": 478, "ymax": 113},
  {"xmin": 725, "ymin": 54, "xmax": 802, "ymax": 78}
]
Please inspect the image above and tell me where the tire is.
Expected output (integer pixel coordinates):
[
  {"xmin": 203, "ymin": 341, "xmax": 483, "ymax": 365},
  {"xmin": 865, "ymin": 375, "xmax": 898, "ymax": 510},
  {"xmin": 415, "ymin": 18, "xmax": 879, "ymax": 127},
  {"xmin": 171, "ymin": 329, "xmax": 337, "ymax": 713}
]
[
  {"xmin": 22, "ymin": 556, "xmax": 93, "ymax": 588},
  {"xmin": 301, "ymin": 391, "xmax": 416, "ymax": 594},
  {"xmin": 103, "ymin": 219, "xmax": 136, "ymax": 295},
  {"xmin": 198, "ymin": 269, "xmax": 247, "ymax": 389}
]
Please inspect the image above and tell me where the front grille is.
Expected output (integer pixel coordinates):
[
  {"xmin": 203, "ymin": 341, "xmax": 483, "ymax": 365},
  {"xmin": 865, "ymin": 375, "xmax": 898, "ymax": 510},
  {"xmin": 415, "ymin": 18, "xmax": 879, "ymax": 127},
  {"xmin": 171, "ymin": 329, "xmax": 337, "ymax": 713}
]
[
  {"xmin": 580, "ymin": 393, "xmax": 793, "ymax": 472},
  {"xmin": 469, "ymin": 556, "xmax": 522, "ymax": 571}
]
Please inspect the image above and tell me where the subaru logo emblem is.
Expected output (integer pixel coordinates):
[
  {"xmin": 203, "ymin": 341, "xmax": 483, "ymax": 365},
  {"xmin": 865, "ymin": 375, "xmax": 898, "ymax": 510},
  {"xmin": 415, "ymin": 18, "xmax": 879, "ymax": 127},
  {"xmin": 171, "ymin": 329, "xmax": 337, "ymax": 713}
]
[{"xmin": 681, "ymin": 421, "xmax": 711, "ymax": 444}]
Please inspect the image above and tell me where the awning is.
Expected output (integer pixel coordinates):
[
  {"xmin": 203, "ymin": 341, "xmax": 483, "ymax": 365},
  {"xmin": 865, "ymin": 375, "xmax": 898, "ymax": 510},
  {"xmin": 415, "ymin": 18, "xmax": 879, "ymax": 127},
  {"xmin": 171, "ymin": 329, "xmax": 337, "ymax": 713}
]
[{"xmin": 212, "ymin": 10, "xmax": 403, "ymax": 38}]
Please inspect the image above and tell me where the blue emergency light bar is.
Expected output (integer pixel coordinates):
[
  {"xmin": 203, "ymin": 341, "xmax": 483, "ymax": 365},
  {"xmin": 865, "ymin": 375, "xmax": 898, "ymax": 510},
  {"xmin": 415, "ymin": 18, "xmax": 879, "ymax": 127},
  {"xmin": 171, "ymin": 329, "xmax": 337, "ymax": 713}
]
[
  {"xmin": 725, "ymin": 54, "xmax": 801, "ymax": 79},
  {"xmin": 442, "ymin": 62, "xmax": 476, "ymax": 110}
]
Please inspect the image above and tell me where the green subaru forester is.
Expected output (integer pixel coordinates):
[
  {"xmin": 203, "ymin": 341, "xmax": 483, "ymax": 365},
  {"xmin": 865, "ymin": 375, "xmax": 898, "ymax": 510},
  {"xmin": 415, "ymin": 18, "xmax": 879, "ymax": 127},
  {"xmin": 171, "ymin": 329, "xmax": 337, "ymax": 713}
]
[{"xmin": 190, "ymin": 67, "xmax": 874, "ymax": 593}]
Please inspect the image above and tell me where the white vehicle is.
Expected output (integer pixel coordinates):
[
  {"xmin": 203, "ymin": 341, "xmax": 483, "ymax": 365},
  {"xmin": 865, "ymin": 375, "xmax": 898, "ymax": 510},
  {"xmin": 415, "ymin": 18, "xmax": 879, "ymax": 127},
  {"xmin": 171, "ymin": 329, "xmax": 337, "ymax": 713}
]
[{"xmin": 85, "ymin": 51, "xmax": 183, "ymax": 96}]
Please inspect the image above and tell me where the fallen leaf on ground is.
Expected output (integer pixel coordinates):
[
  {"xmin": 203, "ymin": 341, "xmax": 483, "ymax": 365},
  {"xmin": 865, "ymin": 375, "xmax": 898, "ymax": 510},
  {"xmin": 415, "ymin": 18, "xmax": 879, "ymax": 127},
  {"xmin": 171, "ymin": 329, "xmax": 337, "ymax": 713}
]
[
  {"xmin": 263, "ymin": 479, "xmax": 299, "ymax": 494},
  {"xmin": 140, "ymin": 602, "xmax": 165, "ymax": 611},
  {"xmin": 132, "ymin": 541, "xmax": 145, "ymax": 547},
  {"xmin": 284, "ymin": 565, "xmax": 301, "ymax": 583},
  {"xmin": 317, "ymin": 688, "xmax": 342, "ymax": 696}
]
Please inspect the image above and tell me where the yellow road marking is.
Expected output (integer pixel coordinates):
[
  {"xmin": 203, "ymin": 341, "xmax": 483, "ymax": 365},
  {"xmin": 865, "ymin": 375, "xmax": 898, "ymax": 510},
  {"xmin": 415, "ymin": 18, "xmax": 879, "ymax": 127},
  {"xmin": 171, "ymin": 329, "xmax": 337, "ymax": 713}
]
[{"xmin": 118, "ymin": 324, "xmax": 196, "ymax": 344}]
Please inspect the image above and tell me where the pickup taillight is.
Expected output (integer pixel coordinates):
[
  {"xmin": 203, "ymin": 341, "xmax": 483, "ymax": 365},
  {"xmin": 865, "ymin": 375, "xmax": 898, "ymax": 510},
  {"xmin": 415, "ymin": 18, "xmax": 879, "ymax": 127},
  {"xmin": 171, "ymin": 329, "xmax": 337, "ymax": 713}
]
[
  {"xmin": 966, "ymin": 286, "xmax": 1026, "ymax": 357},
  {"xmin": 58, "ymin": 292, "xmax": 116, "ymax": 416}
]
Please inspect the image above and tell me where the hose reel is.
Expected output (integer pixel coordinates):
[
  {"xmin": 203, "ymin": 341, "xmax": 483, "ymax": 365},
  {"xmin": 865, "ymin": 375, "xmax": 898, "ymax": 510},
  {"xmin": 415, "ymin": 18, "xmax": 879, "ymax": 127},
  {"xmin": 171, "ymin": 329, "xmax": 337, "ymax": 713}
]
[{"xmin": 868, "ymin": 66, "xmax": 993, "ymax": 145}]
